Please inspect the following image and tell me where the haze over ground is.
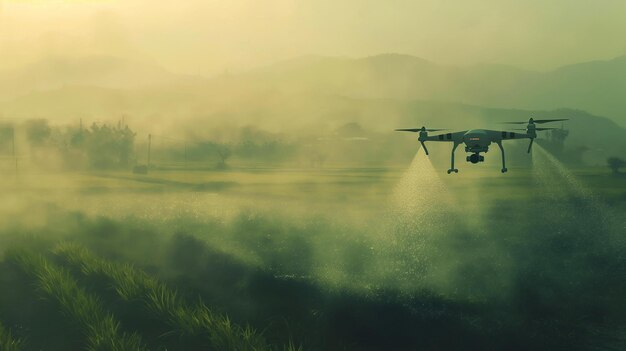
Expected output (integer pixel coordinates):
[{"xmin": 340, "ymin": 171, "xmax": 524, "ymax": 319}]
[{"xmin": 0, "ymin": 0, "xmax": 625, "ymax": 160}]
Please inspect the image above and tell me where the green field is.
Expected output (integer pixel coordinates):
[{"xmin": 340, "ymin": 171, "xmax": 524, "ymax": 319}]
[{"xmin": 0, "ymin": 151, "xmax": 625, "ymax": 350}]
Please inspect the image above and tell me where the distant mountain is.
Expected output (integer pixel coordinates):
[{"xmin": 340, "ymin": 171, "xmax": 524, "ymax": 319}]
[
  {"xmin": 241, "ymin": 54, "xmax": 626, "ymax": 126},
  {"xmin": 0, "ymin": 53, "xmax": 623, "ymax": 164},
  {"xmin": 2, "ymin": 53, "xmax": 625, "ymax": 126},
  {"xmin": 512, "ymin": 56, "xmax": 626, "ymax": 122},
  {"xmin": 0, "ymin": 56, "xmax": 203, "ymax": 101},
  {"xmin": 0, "ymin": 85, "xmax": 205, "ymax": 125}
]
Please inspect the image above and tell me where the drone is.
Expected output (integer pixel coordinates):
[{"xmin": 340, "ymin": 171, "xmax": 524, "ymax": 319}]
[{"xmin": 396, "ymin": 118, "xmax": 568, "ymax": 173}]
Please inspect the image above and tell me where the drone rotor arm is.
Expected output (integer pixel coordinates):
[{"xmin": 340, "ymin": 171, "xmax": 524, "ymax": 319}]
[
  {"xmin": 395, "ymin": 128, "xmax": 448, "ymax": 132},
  {"xmin": 421, "ymin": 131, "xmax": 467, "ymax": 142},
  {"xmin": 485, "ymin": 130, "xmax": 533, "ymax": 141}
]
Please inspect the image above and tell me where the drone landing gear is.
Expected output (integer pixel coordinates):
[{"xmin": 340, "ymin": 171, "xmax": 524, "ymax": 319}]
[
  {"xmin": 447, "ymin": 141, "xmax": 461, "ymax": 175},
  {"xmin": 496, "ymin": 141, "xmax": 507, "ymax": 174}
]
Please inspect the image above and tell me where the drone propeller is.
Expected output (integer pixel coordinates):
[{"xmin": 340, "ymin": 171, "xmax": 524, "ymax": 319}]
[
  {"xmin": 395, "ymin": 127, "xmax": 448, "ymax": 132},
  {"xmin": 532, "ymin": 119, "xmax": 569, "ymax": 124},
  {"xmin": 395, "ymin": 126, "xmax": 446, "ymax": 155},
  {"xmin": 502, "ymin": 118, "xmax": 569, "ymax": 125},
  {"xmin": 512, "ymin": 127, "xmax": 557, "ymax": 131}
]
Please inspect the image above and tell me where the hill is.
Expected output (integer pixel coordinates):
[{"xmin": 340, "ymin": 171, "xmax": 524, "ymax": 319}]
[
  {"xmin": 2, "ymin": 53, "xmax": 625, "ymax": 126},
  {"xmin": 0, "ymin": 54, "xmax": 623, "ymax": 165},
  {"xmin": 241, "ymin": 54, "xmax": 626, "ymax": 126},
  {"xmin": 0, "ymin": 56, "xmax": 202, "ymax": 101}
]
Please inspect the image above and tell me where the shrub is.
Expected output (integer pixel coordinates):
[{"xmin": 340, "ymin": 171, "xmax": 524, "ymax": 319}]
[
  {"xmin": 54, "ymin": 243, "xmax": 272, "ymax": 351},
  {"xmin": 7, "ymin": 249, "xmax": 147, "ymax": 351}
]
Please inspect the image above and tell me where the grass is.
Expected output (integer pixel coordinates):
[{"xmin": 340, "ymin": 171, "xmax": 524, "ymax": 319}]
[
  {"xmin": 6, "ymin": 249, "xmax": 147, "ymax": 351},
  {"xmin": 0, "ymin": 321, "xmax": 22, "ymax": 351},
  {"xmin": 0, "ymin": 164, "xmax": 623, "ymax": 350},
  {"xmin": 53, "ymin": 242, "xmax": 280, "ymax": 351}
]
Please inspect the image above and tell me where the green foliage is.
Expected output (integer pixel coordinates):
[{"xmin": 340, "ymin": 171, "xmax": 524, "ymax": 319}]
[
  {"xmin": 6, "ymin": 249, "xmax": 147, "ymax": 351},
  {"xmin": 0, "ymin": 322, "xmax": 22, "ymax": 351},
  {"xmin": 53, "ymin": 243, "xmax": 271, "ymax": 350},
  {"xmin": 234, "ymin": 139, "xmax": 297, "ymax": 162},
  {"xmin": 607, "ymin": 157, "xmax": 625, "ymax": 174},
  {"xmin": 84, "ymin": 123, "xmax": 135, "ymax": 169},
  {"xmin": 25, "ymin": 119, "xmax": 51, "ymax": 146},
  {"xmin": 0, "ymin": 123, "xmax": 14, "ymax": 152},
  {"xmin": 283, "ymin": 340, "xmax": 303, "ymax": 351},
  {"xmin": 161, "ymin": 126, "xmax": 298, "ymax": 166},
  {"xmin": 230, "ymin": 126, "xmax": 298, "ymax": 162},
  {"xmin": 0, "ymin": 165, "xmax": 623, "ymax": 350},
  {"xmin": 20, "ymin": 120, "xmax": 136, "ymax": 170}
]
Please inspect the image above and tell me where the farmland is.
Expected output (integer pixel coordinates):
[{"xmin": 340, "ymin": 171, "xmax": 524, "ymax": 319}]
[{"xmin": 0, "ymin": 149, "xmax": 625, "ymax": 350}]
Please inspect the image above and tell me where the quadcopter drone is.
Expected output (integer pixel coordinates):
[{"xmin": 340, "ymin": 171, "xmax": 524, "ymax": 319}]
[{"xmin": 396, "ymin": 118, "xmax": 568, "ymax": 173}]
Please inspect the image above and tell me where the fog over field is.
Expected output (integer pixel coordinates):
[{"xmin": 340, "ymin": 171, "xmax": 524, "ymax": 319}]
[{"xmin": 0, "ymin": 1, "xmax": 625, "ymax": 350}]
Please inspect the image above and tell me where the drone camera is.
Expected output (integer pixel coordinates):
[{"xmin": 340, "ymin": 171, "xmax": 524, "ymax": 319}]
[{"xmin": 467, "ymin": 153, "xmax": 484, "ymax": 164}]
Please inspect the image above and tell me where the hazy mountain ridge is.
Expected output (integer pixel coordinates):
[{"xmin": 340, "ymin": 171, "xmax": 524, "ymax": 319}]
[
  {"xmin": 0, "ymin": 53, "xmax": 624, "ymax": 163},
  {"xmin": 243, "ymin": 53, "xmax": 626, "ymax": 126},
  {"xmin": 0, "ymin": 55, "xmax": 204, "ymax": 101},
  {"xmin": 3, "ymin": 53, "xmax": 624, "ymax": 125}
]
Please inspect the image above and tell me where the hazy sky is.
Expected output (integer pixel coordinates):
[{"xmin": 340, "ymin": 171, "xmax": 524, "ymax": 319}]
[{"xmin": 1, "ymin": 0, "xmax": 625, "ymax": 75}]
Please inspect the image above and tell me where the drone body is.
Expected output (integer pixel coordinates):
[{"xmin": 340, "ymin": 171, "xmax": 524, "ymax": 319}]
[{"xmin": 396, "ymin": 118, "xmax": 567, "ymax": 173}]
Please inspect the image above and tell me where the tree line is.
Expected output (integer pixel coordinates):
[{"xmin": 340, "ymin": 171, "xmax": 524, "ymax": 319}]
[
  {"xmin": 0, "ymin": 119, "xmax": 135, "ymax": 170},
  {"xmin": 1, "ymin": 119, "xmax": 300, "ymax": 170}
]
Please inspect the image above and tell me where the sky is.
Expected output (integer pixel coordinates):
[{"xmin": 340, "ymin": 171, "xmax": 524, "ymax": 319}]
[{"xmin": 1, "ymin": 0, "xmax": 625, "ymax": 75}]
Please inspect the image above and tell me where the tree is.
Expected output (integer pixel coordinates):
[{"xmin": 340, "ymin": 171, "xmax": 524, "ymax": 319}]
[
  {"xmin": 215, "ymin": 143, "xmax": 231, "ymax": 168},
  {"xmin": 607, "ymin": 157, "xmax": 625, "ymax": 174},
  {"xmin": 84, "ymin": 123, "xmax": 136, "ymax": 169},
  {"xmin": 0, "ymin": 124, "xmax": 13, "ymax": 151},
  {"xmin": 190, "ymin": 141, "xmax": 232, "ymax": 168},
  {"xmin": 25, "ymin": 119, "xmax": 51, "ymax": 146}
]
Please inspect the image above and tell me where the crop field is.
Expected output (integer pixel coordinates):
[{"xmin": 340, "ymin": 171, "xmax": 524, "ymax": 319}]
[{"xmin": 0, "ymin": 149, "xmax": 625, "ymax": 350}]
